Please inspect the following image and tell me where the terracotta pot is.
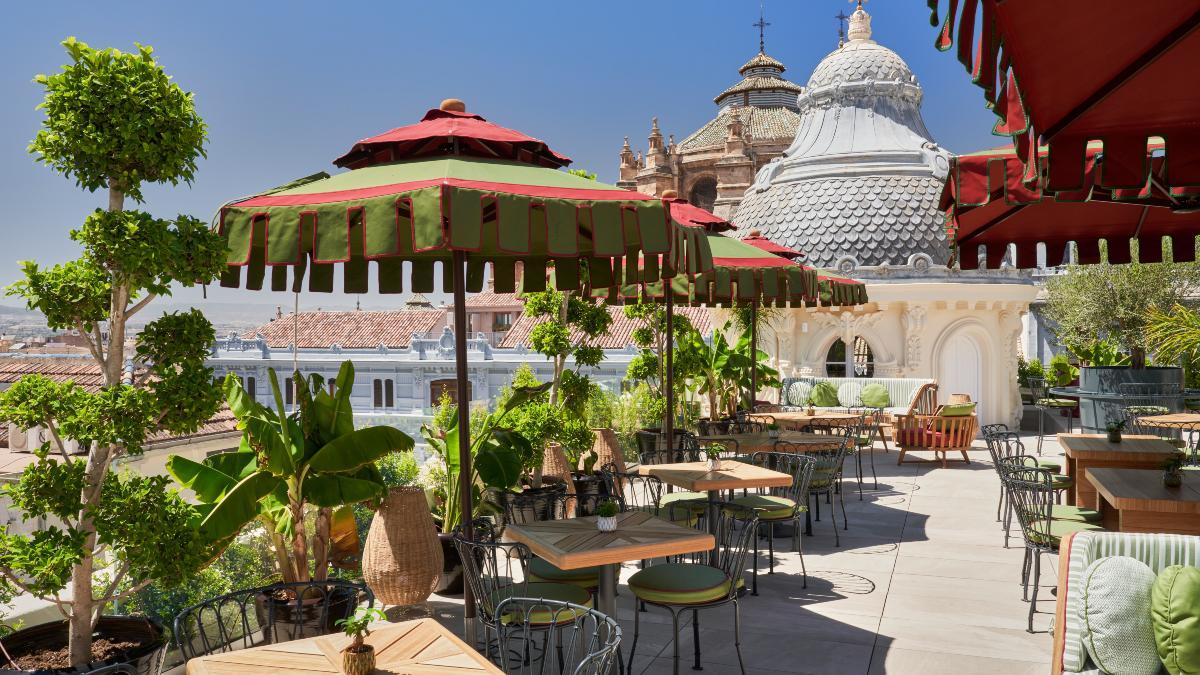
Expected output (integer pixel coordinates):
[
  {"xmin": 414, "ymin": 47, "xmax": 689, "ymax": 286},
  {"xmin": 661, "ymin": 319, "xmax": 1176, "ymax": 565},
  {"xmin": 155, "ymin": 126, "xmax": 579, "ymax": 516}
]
[
  {"xmin": 342, "ymin": 645, "xmax": 375, "ymax": 675},
  {"xmin": 362, "ymin": 487, "xmax": 443, "ymax": 605}
]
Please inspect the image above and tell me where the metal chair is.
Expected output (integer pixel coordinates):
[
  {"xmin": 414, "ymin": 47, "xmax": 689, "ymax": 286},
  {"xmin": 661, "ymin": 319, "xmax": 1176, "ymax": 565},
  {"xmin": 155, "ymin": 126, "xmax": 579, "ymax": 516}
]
[
  {"xmin": 841, "ymin": 410, "xmax": 878, "ymax": 498},
  {"xmin": 1120, "ymin": 382, "xmax": 1182, "ymax": 436},
  {"xmin": 492, "ymin": 598, "xmax": 622, "ymax": 675},
  {"xmin": 997, "ymin": 460, "xmax": 1102, "ymax": 632},
  {"xmin": 454, "ymin": 537, "xmax": 594, "ymax": 662},
  {"xmin": 627, "ymin": 507, "xmax": 759, "ymax": 675},
  {"xmin": 496, "ymin": 485, "xmax": 569, "ymax": 529},
  {"xmin": 803, "ymin": 422, "xmax": 858, "ymax": 546},
  {"xmin": 173, "ymin": 579, "xmax": 374, "ymax": 662},
  {"xmin": 729, "ymin": 450, "xmax": 816, "ymax": 592},
  {"xmin": 1029, "ymin": 376, "xmax": 1076, "ymax": 455}
]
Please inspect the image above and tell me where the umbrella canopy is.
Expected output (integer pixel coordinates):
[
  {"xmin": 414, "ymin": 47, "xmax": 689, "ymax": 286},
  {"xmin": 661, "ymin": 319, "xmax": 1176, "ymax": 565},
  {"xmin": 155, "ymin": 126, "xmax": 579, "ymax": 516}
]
[
  {"xmin": 740, "ymin": 228, "xmax": 805, "ymax": 260},
  {"xmin": 217, "ymin": 106, "xmax": 713, "ymax": 297},
  {"xmin": 929, "ymin": 1, "xmax": 1200, "ymax": 198},
  {"xmin": 663, "ymin": 196, "xmax": 737, "ymax": 233},
  {"xmin": 944, "ymin": 140, "xmax": 1200, "ymax": 268}
]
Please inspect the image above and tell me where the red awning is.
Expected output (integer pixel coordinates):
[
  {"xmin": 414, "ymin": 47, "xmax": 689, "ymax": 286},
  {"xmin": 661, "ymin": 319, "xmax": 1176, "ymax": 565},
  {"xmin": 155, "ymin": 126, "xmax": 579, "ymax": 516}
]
[
  {"xmin": 944, "ymin": 141, "xmax": 1200, "ymax": 269},
  {"xmin": 930, "ymin": 1, "xmax": 1200, "ymax": 197},
  {"xmin": 739, "ymin": 229, "xmax": 805, "ymax": 260},
  {"xmin": 333, "ymin": 106, "xmax": 572, "ymax": 169},
  {"xmin": 664, "ymin": 197, "xmax": 736, "ymax": 233}
]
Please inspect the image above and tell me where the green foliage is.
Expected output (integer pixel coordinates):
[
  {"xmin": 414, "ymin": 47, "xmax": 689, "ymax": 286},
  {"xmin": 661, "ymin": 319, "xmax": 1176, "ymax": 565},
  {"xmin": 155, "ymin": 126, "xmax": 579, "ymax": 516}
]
[
  {"xmin": 30, "ymin": 38, "xmax": 206, "ymax": 201},
  {"xmin": 585, "ymin": 385, "xmax": 616, "ymax": 429},
  {"xmin": 1047, "ymin": 353, "xmax": 1079, "ymax": 387},
  {"xmin": 594, "ymin": 499, "xmax": 619, "ymax": 518},
  {"xmin": 337, "ymin": 607, "xmax": 387, "ymax": 645},
  {"xmin": 1017, "ymin": 356, "xmax": 1044, "ymax": 387},
  {"xmin": 1044, "ymin": 261, "xmax": 1200, "ymax": 367},
  {"xmin": 375, "ymin": 451, "xmax": 420, "ymax": 488},
  {"xmin": 168, "ymin": 362, "xmax": 414, "ymax": 583},
  {"xmin": 8, "ymin": 259, "xmax": 109, "ymax": 330},
  {"xmin": 1066, "ymin": 339, "xmax": 1130, "ymax": 367}
]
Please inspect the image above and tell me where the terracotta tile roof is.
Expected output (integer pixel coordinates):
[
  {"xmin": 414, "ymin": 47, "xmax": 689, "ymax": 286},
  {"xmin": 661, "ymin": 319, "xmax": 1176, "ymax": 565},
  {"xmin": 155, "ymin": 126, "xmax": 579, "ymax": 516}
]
[
  {"xmin": 679, "ymin": 106, "xmax": 802, "ymax": 151},
  {"xmin": 464, "ymin": 291, "xmax": 523, "ymax": 309},
  {"xmin": 0, "ymin": 358, "xmax": 105, "ymax": 392},
  {"xmin": 499, "ymin": 306, "xmax": 712, "ymax": 350},
  {"xmin": 243, "ymin": 310, "xmax": 445, "ymax": 349},
  {"xmin": 146, "ymin": 406, "xmax": 239, "ymax": 445}
]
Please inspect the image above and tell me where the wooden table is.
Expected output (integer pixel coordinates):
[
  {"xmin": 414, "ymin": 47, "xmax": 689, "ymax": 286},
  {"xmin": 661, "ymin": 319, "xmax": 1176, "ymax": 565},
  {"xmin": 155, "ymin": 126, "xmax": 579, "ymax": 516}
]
[
  {"xmin": 185, "ymin": 617, "xmax": 500, "ymax": 674},
  {"xmin": 699, "ymin": 430, "xmax": 842, "ymax": 454},
  {"xmin": 1057, "ymin": 434, "xmax": 1180, "ymax": 508},
  {"xmin": 770, "ymin": 411, "xmax": 861, "ymax": 431},
  {"xmin": 1087, "ymin": 468, "xmax": 1200, "ymax": 535},
  {"xmin": 505, "ymin": 510, "xmax": 713, "ymax": 622},
  {"xmin": 1136, "ymin": 412, "xmax": 1200, "ymax": 429},
  {"xmin": 640, "ymin": 460, "xmax": 792, "ymax": 555}
]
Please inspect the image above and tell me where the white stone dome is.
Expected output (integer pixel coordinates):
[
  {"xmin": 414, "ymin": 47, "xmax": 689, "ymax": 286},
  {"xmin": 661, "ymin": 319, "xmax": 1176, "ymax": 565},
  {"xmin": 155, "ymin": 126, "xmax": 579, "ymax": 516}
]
[{"xmin": 807, "ymin": 40, "xmax": 917, "ymax": 93}]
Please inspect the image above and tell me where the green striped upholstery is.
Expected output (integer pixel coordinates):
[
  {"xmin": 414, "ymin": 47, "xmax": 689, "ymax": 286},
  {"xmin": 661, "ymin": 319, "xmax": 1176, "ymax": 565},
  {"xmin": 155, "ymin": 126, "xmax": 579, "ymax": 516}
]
[{"xmin": 1060, "ymin": 532, "xmax": 1200, "ymax": 672}]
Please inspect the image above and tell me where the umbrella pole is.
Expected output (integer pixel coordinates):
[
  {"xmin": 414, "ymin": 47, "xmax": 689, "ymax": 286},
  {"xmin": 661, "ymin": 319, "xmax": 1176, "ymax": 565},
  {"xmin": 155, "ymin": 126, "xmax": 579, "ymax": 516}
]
[
  {"xmin": 451, "ymin": 250, "xmax": 476, "ymax": 640},
  {"xmin": 664, "ymin": 285, "xmax": 674, "ymax": 448},
  {"xmin": 750, "ymin": 299, "xmax": 758, "ymax": 415}
]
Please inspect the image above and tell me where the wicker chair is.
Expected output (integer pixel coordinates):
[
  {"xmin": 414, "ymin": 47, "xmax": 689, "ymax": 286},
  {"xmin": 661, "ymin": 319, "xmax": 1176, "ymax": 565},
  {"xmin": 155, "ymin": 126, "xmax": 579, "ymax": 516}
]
[
  {"xmin": 173, "ymin": 580, "xmax": 374, "ymax": 662},
  {"xmin": 894, "ymin": 409, "xmax": 978, "ymax": 468},
  {"xmin": 492, "ymin": 598, "xmax": 621, "ymax": 675}
]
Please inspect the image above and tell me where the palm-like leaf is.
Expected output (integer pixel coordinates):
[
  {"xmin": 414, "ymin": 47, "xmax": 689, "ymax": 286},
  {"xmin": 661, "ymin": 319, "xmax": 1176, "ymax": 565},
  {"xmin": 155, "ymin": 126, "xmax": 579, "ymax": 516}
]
[
  {"xmin": 166, "ymin": 456, "xmax": 238, "ymax": 503},
  {"xmin": 198, "ymin": 470, "xmax": 283, "ymax": 542},
  {"xmin": 307, "ymin": 426, "xmax": 413, "ymax": 473}
]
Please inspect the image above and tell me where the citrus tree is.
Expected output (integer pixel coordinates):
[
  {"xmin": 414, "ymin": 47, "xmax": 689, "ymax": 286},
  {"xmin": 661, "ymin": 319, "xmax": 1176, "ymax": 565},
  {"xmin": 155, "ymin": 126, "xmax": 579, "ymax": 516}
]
[{"xmin": 0, "ymin": 38, "xmax": 224, "ymax": 666}]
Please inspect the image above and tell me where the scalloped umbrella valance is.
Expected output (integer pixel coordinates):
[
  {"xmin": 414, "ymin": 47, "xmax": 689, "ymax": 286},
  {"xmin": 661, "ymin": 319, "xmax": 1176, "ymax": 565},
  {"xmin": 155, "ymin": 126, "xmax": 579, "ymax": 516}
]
[
  {"xmin": 210, "ymin": 100, "xmax": 715, "ymax": 636},
  {"xmin": 943, "ymin": 140, "xmax": 1200, "ymax": 268}
]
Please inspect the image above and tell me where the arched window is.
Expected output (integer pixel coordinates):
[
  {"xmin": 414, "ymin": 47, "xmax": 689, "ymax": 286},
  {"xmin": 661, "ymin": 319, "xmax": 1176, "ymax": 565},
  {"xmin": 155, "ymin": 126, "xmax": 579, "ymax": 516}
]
[
  {"xmin": 431, "ymin": 379, "xmax": 470, "ymax": 405},
  {"xmin": 385, "ymin": 379, "xmax": 394, "ymax": 408},
  {"xmin": 373, "ymin": 379, "xmax": 383, "ymax": 407},
  {"xmin": 688, "ymin": 177, "xmax": 718, "ymax": 213},
  {"xmin": 825, "ymin": 336, "xmax": 875, "ymax": 378},
  {"xmin": 246, "ymin": 377, "xmax": 256, "ymax": 399}
]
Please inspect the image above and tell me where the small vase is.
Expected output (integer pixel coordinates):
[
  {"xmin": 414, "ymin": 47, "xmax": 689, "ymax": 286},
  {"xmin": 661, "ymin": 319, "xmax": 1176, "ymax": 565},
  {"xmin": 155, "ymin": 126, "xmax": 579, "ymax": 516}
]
[
  {"xmin": 1164, "ymin": 471, "xmax": 1183, "ymax": 488},
  {"xmin": 1107, "ymin": 431, "xmax": 1122, "ymax": 443},
  {"xmin": 706, "ymin": 457, "xmax": 721, "ymax": 471},
  {"xmin": 768, "ymin": 430, "xmax": 779, "ymax": 439},
  {"xmin": 806, "ymin": 406, "xmax": 816, "ymax": 416},
  {"xmin": 597, "ymin": 515, "xmax": 618, "ymax": 532},
  {"xmin": 342, "ymin": 645, "xmax": 375, "ymax": 675}
]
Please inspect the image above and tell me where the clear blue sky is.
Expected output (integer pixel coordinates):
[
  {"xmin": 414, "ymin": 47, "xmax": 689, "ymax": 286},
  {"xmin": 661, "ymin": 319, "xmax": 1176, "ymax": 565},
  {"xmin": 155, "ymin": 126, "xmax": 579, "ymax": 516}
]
[{"xmin": 0, "ymin": 1, "xmax": 1000, "ymax": 312}]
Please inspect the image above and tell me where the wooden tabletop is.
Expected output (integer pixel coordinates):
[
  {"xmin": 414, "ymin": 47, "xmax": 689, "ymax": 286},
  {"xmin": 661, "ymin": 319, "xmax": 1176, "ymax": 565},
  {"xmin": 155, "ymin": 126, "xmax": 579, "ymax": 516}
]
[
  {"xmin": 770, "ymin": 411, "xmax": 861, "ymax": 429},
  {"xmin": 639, "ymin": 460, "xmax": 792, "ymax": 492},
  {"xmin": 505, "ymin": 510, "xmax": 714, "ymax": 570},
  {"xmin": 185, "ymin": 617, "xmax": 500, "ymax": 674},
  {"xmin": 700, "ymin": 431, "xmax": 842, "ymax": 454},
  {"xmin": 1087, "ymin": 468, "xmax": 1200, "ymax": 513},
  {"xmin": 1136, "ymin": 412, "xmax": 1200, "ymax": 428},
  {"xmin": 1057, "ymin": 434, "xmax": 1180, "ymax": 460}
]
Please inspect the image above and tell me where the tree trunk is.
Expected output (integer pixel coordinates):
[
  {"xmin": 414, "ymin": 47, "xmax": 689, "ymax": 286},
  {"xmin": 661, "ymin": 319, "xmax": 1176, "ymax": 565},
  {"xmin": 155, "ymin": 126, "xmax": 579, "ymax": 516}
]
[
  {"xmin": 1131, "ymin": 348, "xmax": 1147, "ymax": 370},
  {"xmin": 289, "ymin": 499, "xmax": 310, "ymax": 583},
  {"xmin": 312, "ymin": 507, "xmax": 331, "ymax": 582},
  {"xmin": 271, "ymin": 530, "xmax": 296, "ymax": 583}
]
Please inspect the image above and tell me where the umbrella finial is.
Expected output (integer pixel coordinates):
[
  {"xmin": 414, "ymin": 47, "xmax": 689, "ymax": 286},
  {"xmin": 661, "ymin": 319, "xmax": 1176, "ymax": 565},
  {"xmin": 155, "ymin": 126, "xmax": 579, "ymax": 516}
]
[
  {"xmin": 661, "ymin": 189, "xmax": 679, "ymax": 200},
  {"xmin": 749, "ymin": 228, "xmax": 762, "ymax": 237},
  {"xmin": 440, "ymin": 98, "xmax": 467, "ymax": 112}
]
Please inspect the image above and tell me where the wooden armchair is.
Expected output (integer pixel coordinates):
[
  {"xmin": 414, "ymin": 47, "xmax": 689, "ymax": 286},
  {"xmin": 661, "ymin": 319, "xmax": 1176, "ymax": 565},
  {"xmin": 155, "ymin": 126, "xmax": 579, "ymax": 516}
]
[{"xmin": 894, "ymin": 410, "xmax": 978, "ymax": 468}]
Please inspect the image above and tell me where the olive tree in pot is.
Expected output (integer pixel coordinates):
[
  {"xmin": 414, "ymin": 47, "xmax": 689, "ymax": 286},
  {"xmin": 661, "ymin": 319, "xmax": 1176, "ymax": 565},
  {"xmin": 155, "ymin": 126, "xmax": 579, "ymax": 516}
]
[
  {"xmin": 1043, "ymin": 257, "xmax": 1200, "ymax": 432},
  {"xmin": 0, "ymin": 38, "xmax": 226, "ymax": 671},
  {"xmin": 168, "ymin": 363, "xmax": 413, "ymax": 630}
]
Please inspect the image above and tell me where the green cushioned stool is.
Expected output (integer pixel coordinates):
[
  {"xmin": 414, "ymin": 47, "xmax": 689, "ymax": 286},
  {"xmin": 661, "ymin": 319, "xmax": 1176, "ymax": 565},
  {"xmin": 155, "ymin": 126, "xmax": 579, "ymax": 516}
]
[
  {"xmin": 725, "ymin": 494, "xmax": 801, "ymax": 521},
  {"xmin": 528, "ymin": 557, "xmax": 600, "ymax": 589},
  {"xmin": 492, "ymin": 582, "xmax": 592, "ymax": 625},
  {"xmin": 628, "ymin": 563, "xmax": 735, "ymax": 605}
]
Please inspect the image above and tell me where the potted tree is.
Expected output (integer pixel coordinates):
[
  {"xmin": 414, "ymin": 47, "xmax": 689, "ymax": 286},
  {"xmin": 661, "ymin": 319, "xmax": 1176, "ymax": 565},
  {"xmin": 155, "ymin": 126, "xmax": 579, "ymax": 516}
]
[
  {"xmin": 167, "ymin": 363, "xmax": 414, "ymax": 631},
  {"xmin": 0, "ymin": 38, "xmax": 227, "ymax": 672},
  {"xmin": 1043, "ymin": 258, "xmax": 1200, "ymax": 433},
  {"xmin": 335, "ymin": 607, "xmax": 386, "ymax": 675}
]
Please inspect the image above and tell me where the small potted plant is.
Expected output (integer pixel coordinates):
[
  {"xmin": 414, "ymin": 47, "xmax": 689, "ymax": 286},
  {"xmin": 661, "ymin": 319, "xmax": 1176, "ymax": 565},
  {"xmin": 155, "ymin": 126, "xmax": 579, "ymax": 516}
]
[
  {"xmin": 1105, "ymin": 419, "xmax": 1126, "ymax": 443},
  {"xmin": 335, "ymin": 607, "xmax": 387, "ymax": 675},
  {"xmin": 704, "ymin": 445, "xmax": 723, "ymax": 472},
  {"xmin": 1163, "ymin": 453, "xmax": 1186, "ymax": 488},
  {"xmin": 767, "ymin": 423, "xmax": 781, "ymax": 439},
  {"xmin": 595, "ymin": 499, "xmax": 620, "ymax": 532},
  {"xmin": 806, "ymin": 401, "xmax": 816, "ymax": 417}
]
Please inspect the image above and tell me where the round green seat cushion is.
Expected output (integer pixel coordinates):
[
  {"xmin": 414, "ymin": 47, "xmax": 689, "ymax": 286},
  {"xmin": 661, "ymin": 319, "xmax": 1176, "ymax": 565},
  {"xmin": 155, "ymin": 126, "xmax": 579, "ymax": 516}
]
[
  {"xmin": 491, "ymin": 582, "xmax": 592, "ymax": 625},
  {"xmin": 1027, "ymin": 519, "xmax": 1103, "ymax": 546},
  {"xmin": 725, "ymin": 494, "xmax": 801, "ymax": 520},
  {"xmin": 1152, "ymin": 565, "xmax": 1200, "ymax": 675},
  {"xmin": 1050, "ymin": 504, "xmax": 1102, "ymax": 523},
  {"xmin": 660, "ymin": 491, "xmax": 709, "ymax": 513},
  {"xmin": 1037, "ymin": 398, "xmax": 1078, "ymax": 408},
  {"xmin": 1036, "ymin": 458, "xmax": 1062, "ymax": 471},
  {"xmin": 1079, "ymin": 556, "xmax": 1160, "ymax": 675},
  {"xmin": 635, "ymin": 503, "xmax": 698, "ymax": 526},
  {"xmin": 1127, "ymin": 405, "xmax": 1170, "ymax": 416},
  {"xmin": 628, "ymin": 563, "xmax": 734, "ymax": 605},
  {"xmin": 528, "ymin": 557, "xmax": 600, "ymax": 588}
]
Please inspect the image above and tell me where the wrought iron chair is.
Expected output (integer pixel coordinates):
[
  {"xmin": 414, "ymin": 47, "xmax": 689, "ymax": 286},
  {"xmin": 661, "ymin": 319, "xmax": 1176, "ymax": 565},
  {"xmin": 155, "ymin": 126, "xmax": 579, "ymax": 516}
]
[
  {"xmin": 997, "ymin": 460, "xmax": 1103, "ymax": 632},
  {"xmin": 727, "ymin": 450, "xmax": 816, "ymax": 592},
  {"xmin": 1029, "ymin": 376, "xmax": 1076, "ymax": 455},
  {"xmin": 173, "ymin": 579, "xmax": 374, "ymax": 662},
  {"xmin": 454, "ymin": 537, "xmax": 593, "ymax": 662},
  {"xmin": 494, "ymin": 490, "xmax": 601, "ymax": 590},
  {"xmin": 599, "ymin": 465, "xmax": 698, "ymax": 527},
  {"xmin": 803, "ymin": 421, "xmax": 858, "ymax": 546},
  {"xmin": 1120, "ymin": 381, "xmax": 1182, "ymax": 435},
  {"xmin": 626, "ymin": 507, "xmax": 759, "ymax": 675},
  {"xmin": 746, "ymin": 414, "xmax": 776, "ymax": 425},
  {"xmin": 496, "ymin": 485, "xmax": 570, "ymax": 529},
  {"xmin": 492, "ymin": 598, "xmax": 622, "ymax": 675}
]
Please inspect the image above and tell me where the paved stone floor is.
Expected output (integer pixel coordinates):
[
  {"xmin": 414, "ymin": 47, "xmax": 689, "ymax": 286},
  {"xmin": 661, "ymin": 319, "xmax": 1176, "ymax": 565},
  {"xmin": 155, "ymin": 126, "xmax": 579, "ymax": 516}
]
[{"xmin": 423, "ymin": 432, "xmax": 1067, "ymax": 674}]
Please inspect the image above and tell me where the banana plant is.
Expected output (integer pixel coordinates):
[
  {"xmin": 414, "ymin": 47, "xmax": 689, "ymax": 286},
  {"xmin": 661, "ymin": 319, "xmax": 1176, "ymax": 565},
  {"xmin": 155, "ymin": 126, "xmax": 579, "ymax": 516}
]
[{"xmin": 167, "ymin": 361, "xmax": 413, "ymax": 583}]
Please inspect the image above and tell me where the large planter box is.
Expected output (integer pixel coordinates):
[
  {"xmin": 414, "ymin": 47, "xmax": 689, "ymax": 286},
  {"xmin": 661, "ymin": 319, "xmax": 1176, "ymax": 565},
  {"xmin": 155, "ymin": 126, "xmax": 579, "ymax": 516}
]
[{"xmin": 1074, "ymin": 366, "xmax": 1184, "ymax": 433}]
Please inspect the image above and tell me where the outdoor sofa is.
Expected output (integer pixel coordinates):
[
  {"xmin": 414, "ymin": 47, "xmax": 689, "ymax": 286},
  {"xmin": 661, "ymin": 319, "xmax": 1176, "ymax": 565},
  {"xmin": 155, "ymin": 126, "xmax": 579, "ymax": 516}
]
[{"xmin": 778, "ymin": 376, "xmax": 938, "ymax": 421}]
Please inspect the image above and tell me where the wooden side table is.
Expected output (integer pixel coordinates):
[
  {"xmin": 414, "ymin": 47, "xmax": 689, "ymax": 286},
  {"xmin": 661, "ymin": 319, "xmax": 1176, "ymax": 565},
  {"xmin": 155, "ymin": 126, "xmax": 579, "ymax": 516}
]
[
  {"xmin": 1057, "ymin": 434, "xmax": 1179, "ymax": 508},
  {"xmin": 1087, "ymin": 468, "xmax": 1200, "ymax": 535}
]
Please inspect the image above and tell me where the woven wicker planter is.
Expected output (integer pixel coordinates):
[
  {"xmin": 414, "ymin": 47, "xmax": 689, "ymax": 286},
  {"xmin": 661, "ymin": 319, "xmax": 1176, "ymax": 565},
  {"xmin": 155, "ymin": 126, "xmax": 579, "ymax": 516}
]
[
  {"xmin": 589, "ymin": 428, "xmax": 625, "ymax": 474},
  {"xmin": 362, "ymin": 487, "xmax": 443, "ymax": 605},
  {"xmin": 342, "ymin": 645, "xmax": 375, "ymax": 675}
]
